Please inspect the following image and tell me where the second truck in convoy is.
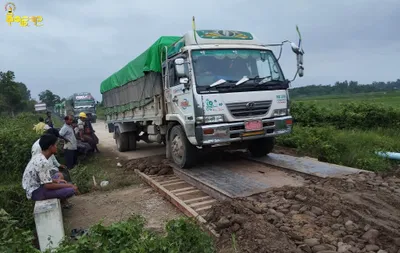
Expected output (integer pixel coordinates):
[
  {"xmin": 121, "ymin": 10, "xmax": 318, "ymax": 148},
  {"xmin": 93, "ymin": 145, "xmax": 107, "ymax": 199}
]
[{"xmin": 101, "ymin": 23, "xmax": 305, "ymax": 168}]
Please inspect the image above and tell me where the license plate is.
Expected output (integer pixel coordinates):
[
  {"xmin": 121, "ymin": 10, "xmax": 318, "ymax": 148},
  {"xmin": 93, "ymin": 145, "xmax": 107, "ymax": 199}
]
[{"xmin": 245, "ymin": 120, "xmax": 263, "ymax": 131}]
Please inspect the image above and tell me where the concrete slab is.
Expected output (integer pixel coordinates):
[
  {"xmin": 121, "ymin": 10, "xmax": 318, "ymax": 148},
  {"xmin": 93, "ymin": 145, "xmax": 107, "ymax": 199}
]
[{"xmin": 248, "ymin": 153, "xmax": 370, "ymax": 178}]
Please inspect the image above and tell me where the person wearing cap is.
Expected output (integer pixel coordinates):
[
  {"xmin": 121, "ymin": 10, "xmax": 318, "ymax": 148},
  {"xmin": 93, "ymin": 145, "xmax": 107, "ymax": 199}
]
[
  {"xmin": 31, "ymin": 128, "xmax": 68, "ymax": 180},
  {"xmin": 78, "ymin": 112, "xmax": 100, "ymax": 153}
]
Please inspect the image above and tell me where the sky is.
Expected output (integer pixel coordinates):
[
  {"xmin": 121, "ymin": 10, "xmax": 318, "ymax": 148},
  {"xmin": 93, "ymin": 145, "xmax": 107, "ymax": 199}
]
[{"xmin": 1, "ymin": 0, "xmax": 400, "ymax": 102}]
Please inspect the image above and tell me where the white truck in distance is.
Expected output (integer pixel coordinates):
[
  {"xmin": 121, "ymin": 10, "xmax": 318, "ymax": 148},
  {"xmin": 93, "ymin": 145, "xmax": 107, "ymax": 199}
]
[{"xmin": 101, "ymin": 28, "xmax": 304, "ymax": 168}]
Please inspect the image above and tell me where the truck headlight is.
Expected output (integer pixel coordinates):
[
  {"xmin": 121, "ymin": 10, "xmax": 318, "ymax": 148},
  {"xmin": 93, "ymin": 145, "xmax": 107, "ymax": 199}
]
[
  {"xmin": 196, "ymin": 115, "xmax": 224, "ymax": 124},
  {"xmin": 273, "ymin": 109, "xmax": 287, "ymax": 117}
]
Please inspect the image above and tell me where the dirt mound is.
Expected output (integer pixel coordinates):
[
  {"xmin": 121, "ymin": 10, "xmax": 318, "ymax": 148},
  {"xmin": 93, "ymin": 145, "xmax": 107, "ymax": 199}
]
[
  {"xmin": 207, "ymin": 172, "xmax": 400, "ymax": 253},
  {"xmin": 125, "ymin": 155, "xmax": 173, "ymax": 176}
]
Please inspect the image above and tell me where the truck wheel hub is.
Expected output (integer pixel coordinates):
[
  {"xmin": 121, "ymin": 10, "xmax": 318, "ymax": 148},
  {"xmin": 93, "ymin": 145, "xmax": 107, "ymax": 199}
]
[{"xmin": 171, "ymin": 135, "xmax": 183, "ymax": 158}]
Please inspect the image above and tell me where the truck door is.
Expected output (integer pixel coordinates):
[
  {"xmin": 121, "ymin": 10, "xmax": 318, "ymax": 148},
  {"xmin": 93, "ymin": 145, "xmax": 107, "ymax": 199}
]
[{"xmin": 165, "ymin": 56, "xmax": 195, "ymax": 123}]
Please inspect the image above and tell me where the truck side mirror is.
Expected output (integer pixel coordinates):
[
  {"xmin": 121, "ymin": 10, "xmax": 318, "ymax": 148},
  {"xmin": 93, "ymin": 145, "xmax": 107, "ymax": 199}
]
[{"xmin": 174, "ymin": 58, "xmax": 187, "ymax": 77}]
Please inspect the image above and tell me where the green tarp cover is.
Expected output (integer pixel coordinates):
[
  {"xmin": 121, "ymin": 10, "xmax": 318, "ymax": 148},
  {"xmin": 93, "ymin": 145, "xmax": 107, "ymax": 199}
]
[{"xmin": 100, "ymin": 36, "xmax": 181, "ymax": 94}]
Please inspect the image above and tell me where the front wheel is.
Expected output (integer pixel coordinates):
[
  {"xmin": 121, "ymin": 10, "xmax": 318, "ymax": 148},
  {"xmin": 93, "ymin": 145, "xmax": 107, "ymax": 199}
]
[
  {"xmin": 169, "ymin": 125, "xmax": 197, "ymax": 168},
  {"xmin": 248, "ymin": 137, "xmax": 275, "ymax": 157}
]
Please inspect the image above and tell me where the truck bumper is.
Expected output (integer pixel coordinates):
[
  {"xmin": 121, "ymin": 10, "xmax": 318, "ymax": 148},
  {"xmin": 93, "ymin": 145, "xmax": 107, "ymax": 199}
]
[{"xmin": 195, "ymin": 116, "xmax": 293, "ymax": 146}]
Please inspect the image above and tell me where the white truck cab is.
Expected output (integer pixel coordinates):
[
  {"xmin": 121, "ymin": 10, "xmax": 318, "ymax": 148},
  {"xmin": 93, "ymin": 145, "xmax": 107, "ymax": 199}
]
[{"xmin": 163, "ymin": 29, "xmax": 304, "ymax": 168}]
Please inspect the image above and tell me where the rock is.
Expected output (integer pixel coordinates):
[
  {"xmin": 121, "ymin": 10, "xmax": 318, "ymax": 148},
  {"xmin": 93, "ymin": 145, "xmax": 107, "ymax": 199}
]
[
  {"xmin": 305, "ymin": 211, "xmax": 317, "ymax": 218},
  {"xmin": 312, "ymin": 244, "xmax": 327, "ymax": 252},
  {"xmin": 311, "ymin": 244, "xmax": 336, "ymax": 253},
  {"xmin": 393, "ymin": 237, "xmax": 400, "ymax": 246},
  {"xmin": 304, "ymin": 238, "xmax": 320, "ymax": 247},
  {"xmin": 361, "ymin": 229, "xmax": 379, "ymax": 244},
  {"xmin": 332, "ymin": 210, "xmax": 341, "ymax": 217},
  {"xmin": 275, "ymin": 212, "xmax": 285, "ymax": 218},
  {"xmin": 286, "ymin": 191, "xmax": 296, "ymax": 199},
  {"xmin": 280, "ymin": 226, "xmax": 290, "ymax": 232},
  {"xmin": 289, "ymin": 231, "xmax": 304, "ymax": 241},
  {"xmin": 291, "ymin": 204, "xmax": 302, "ymax": 211},
  {"xmin": 346, "ymin": 178, "xmax": 355, "ymax": 184},
  {"xmin": 343, "ymin": 235, "xmax": 357, "ymax": 243},
  {"xmin": 345, "ymin": 220, "xmax": 358, "ymax": 232},
  {"xmin": 332, "ymin": 224, "xmax": 342, "ymax": 230},
  {"xmin": 137, "ymin": 163, "xmax": 146, "ymax": 171},
  {"xmin": 157, "ymin": 167, "xmax": 171, "ymax": 175},
  {"xmin": 377, "ymin": 250, "xmax": 388, "ymax": 253},
  {"xmin": 298, "ymin": 244, "xmax": 312, "ymax": 253},
  {"xmin": 364, "ymin": 224, "xmax": 371, "ymax": 232},
  {"xmin": 231, "ymin": 223, "xmax": 241, "ymax": 232},
  {"xmin": 338, "ymin": 242, "xmax": 352, "ymax": 253},
  {"xmin": 311, "ymin": 206, "xmax": 324, "ymax": 216},
  {"xmin": 299, "ymin": 206, "xmax": 309, "ymax": 213},
  {"xmin": 216, "ymin": 217, "xmax": 230, "ymax": 229},
  {"xmin": 268, "ymin": 209, "xmax": 277, "ymax": 215},
  {"xmin": 381, "ymin": 182, "xmax": 389, "ymax": 187},
  {"xmin": 365, "ymin": 244, "xmax": 380, "ymax": 251},
  {"xmin": 333, "ymin": 230, "xmax": 346, "ymax": 237},
  {"xmin": 296, "ymin": 194, "xmax": 308, "ymax": 201}
]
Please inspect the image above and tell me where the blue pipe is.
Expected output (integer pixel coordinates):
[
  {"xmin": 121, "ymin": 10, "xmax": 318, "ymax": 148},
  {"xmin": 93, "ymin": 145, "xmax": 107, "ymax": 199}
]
[{"xmin": 376, "ymin": 151, "xmax": 400, "ymax": 161}]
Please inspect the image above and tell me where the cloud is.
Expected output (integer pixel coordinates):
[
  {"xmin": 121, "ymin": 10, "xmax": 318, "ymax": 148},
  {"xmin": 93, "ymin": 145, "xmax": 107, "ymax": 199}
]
[{"xmin": 1, "ymin": 0, "xmax": 399, "ymax": 101}]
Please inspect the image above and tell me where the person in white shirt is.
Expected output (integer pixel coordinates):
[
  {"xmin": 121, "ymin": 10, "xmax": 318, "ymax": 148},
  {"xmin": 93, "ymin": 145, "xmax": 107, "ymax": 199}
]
[
  {"xmin": 31, "ymin": 128, "xmax": 68, "ymax": 180},
  {"xmin": 22, "ymin": 134, "xmax": 79, "ymax": 207}
]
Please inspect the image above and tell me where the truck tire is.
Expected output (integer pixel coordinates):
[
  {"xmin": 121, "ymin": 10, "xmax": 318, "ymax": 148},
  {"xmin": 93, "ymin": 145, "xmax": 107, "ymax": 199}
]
[
  {"xmin": 116, "ymin": 128, "xmax": 129, "ymax": 152},
  {"xmin": 169, "ymin": 125, "xmax": 196, "ymax": 169},
  {"xmin": 248, "ymin": 137, "xmax": 275, "ymax": 157},
  {"xmin": 128, "ymin": 132, "xmax": 137, "ymax": 151}
]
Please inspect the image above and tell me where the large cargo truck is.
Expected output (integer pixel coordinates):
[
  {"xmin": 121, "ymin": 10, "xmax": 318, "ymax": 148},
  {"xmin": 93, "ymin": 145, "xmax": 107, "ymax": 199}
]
[
  {"xmin": 65, "ymin": 92, "xmax": 97, "ymax": 122},
  {"xmin": 101, "ymin": 25, "xmax": 304, "ymax": 168}
]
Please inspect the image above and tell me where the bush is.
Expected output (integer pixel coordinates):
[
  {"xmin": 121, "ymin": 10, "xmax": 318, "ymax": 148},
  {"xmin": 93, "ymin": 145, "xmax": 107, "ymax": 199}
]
[
  {"xmin": 291, "ymin": 101, "xmax": 400, "ymax": 130},
  {"xmin": 50, "ymin": 216, "xmax": 215, "ymax": 253},
  {"xmin": 0, "ymin": 209, "xmax": 40, "ymax": 253}
]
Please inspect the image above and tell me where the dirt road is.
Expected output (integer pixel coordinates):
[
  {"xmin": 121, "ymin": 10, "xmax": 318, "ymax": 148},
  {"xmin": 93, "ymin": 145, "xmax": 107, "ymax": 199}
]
[
  {"xmin": 63, "ymin": 120, "xmax": 181, "ymax": 233},
  {"xmin": 92, "ymin": 120, "xmax": 165, "ymax": 159}
]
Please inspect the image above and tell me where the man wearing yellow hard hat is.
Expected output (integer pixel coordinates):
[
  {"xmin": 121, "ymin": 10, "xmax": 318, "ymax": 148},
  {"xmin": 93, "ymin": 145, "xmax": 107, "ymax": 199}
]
[{"xmin": 77, "ymin": 112, "xmax": 100, "ymax": 152}]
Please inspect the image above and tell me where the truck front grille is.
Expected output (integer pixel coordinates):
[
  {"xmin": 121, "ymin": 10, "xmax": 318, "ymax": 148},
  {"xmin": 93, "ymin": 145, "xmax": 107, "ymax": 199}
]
[{"xmin": 226, "ymin": 100, "xmax": 272, "ymax": 118}]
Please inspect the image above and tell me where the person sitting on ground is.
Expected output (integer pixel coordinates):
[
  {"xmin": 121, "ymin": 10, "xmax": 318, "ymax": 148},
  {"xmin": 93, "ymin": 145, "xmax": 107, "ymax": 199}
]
[
  {"xmin": 72, "ymin": 119, "xmax": 93, "ymax": 155},
  {"xmin": 59, "ymin": 115, "xmax": 78, "ymax": 169},
  {"xmin": 31, "ymin": 128, "xmax": 69, "ymax": 181},
  {"xmin": 22, "ymin": 134, "xmax": 79, "ymax": 208},
  {"xmin": 33, "ymin": 117, "xmax": 50, "ymax": 134},
  {"xmin": 78, "ymin": 112, "xmax": 100, "ymax": 153}
]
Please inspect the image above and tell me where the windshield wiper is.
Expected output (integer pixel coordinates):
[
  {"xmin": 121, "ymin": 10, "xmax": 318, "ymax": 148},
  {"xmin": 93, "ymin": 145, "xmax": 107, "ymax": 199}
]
[
  {"xmin": 235, "ymin": 76, "xmax": 250, "ymax": 86},
  {"xmin": 209, "ymin": 79, "xmax": 227, "ymax": 87},
  {"xmin": 255, "ymin": 80, "xmax": 286, "ymax": 87},
  {"xmin": 207, "ymin": 79, "xmax": 238, "ymax": 90}
]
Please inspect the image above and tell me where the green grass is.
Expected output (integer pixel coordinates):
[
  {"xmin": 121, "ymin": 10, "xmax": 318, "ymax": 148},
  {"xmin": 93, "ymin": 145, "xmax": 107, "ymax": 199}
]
[
  {"xmin": 278, "ymin": 91, "xmax": 400, "ymax": 171},
  {"xmin": 295, "ymin": 90, "xmax": 400, "ymax": 109}
]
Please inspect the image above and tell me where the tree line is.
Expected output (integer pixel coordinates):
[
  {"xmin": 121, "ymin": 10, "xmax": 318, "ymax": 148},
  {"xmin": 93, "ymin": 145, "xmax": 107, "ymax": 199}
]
[
  {"xmin": 0, "ymin": 70, "xmax": 65, "ymax": 116},
  {"xmin": 1, "ymin": 70, "xmax": 399, "ymax": 116},
  {"xmin": 289, "ymin": 79, "xmax": 400, "ymax": 98}
]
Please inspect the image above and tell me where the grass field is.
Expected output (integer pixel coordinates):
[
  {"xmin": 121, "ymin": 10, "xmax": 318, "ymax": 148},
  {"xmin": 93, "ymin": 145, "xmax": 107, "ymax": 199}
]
[
  {"xmin": 294, "ymin": 90, "xmax": 400, "ymax": 108},
  {"xmin": 277, "ymin": 91, "xmax": 400, "ymax": 172}
]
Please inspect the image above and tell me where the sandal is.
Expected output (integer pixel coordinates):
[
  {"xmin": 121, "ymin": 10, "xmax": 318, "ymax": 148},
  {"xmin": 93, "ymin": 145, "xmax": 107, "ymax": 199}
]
[
  {"xmin": 62, "ymin": 203, "xmax": 73, "ymax": 209},
  {"xmin": 70, "ymin": 228, "xmax": 88, "ymax": 239}
]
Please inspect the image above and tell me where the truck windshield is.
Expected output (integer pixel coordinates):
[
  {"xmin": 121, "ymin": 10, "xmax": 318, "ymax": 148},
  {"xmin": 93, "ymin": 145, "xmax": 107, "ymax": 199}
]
[{"xmin": 191, "ymin": 49, "xmax": 285, "ymax": 91}]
